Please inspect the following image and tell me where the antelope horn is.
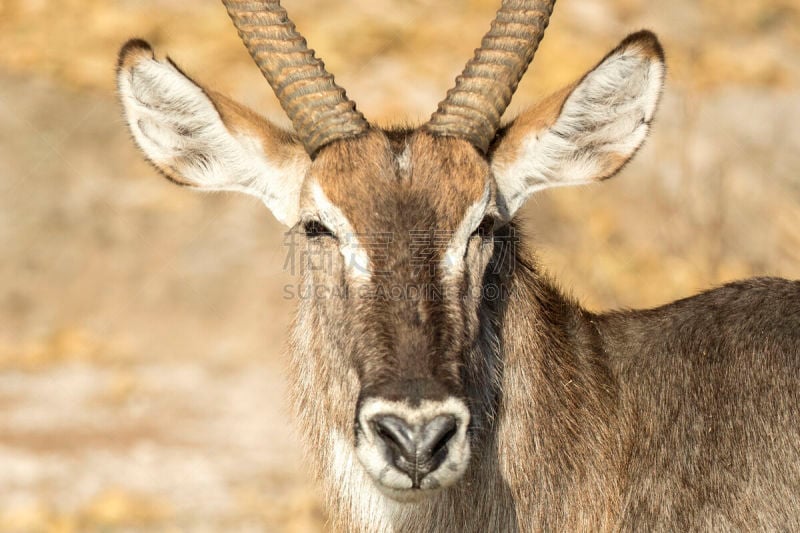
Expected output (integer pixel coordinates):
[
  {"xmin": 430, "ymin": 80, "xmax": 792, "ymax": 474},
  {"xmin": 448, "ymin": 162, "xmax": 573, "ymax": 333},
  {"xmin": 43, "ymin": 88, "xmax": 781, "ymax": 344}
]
[
  {"xmin": 222, "ymin": 0, "xmax": 369, "ymax": 156},
  {"xmin": 425, "ymin": 0, "xmax": 556, "ymax": 153}
]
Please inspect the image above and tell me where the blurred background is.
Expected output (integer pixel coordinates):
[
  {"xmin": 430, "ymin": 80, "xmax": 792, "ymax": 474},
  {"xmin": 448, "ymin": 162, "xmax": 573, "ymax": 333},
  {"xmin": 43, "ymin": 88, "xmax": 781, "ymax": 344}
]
[{"xmin": 0, "ymin": 0, "xmax": 798, "ymax": 531}]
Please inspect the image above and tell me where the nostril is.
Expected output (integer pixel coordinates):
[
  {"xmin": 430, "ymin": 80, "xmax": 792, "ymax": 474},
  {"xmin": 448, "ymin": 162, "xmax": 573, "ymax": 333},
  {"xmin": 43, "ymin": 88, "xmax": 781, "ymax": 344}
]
[
  {"xmin": 372, "ymin": 415, "xmax": 416, "ymax": 462},
  {"xmin": 423, "ymin": 415, "xmax": 457, "ymax": 460}
]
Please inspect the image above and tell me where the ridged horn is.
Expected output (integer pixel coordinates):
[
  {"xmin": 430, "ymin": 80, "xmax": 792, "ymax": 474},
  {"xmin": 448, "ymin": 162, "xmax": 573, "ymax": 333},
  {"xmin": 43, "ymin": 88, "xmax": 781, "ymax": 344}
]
[
  {"xmin": 222, "ymin": 0, "xmax": 369, "ymax": 156},
  {"xmin": 424, "ymin": 0, "xmax": 556, "ymax": 153}
]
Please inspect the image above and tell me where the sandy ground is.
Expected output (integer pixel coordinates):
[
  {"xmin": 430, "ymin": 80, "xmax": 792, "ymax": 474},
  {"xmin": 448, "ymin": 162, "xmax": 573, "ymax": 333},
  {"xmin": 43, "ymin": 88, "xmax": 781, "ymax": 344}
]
[
  {"xmin": 0, "ymin": 0, "xmax": 798, "ymax": 531},
  {"xmin": 0, "ymin": 72, "xmax": 321, "ymax": 531}
]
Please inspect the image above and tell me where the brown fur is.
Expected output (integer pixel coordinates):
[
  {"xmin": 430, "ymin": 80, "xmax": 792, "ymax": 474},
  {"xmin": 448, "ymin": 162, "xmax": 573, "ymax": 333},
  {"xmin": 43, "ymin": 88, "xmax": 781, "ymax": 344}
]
[
  {"xmin": 290, "ymin": 214, "xmax": 799, "ymax": 531},
  {"xmin": 209, "ymin": 90, "xmax": 305, "ymax": 163},
  {"xmin": 312, "ymin": 131, "xmax": 487, "ymax": 237},
  {"xmin": 117, "ymin": 13, "xmax": 799, "ymax": 532}
]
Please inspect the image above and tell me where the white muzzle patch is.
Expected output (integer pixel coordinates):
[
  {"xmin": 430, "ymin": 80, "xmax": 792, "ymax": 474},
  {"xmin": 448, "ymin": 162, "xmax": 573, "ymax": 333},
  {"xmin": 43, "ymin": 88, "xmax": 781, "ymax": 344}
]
[{"xmin": 353, "ymin": 397, "xmax": 471, "ymax": 501}]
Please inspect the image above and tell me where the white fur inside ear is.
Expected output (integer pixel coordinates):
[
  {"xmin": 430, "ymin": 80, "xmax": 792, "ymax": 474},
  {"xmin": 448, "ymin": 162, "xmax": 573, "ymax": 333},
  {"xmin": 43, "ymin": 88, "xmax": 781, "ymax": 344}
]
[
  {"xmin": 118, "ymin": 54, "xmax": 306, "ymax": 226},
  {"xmin": 493, "ymin": 39, "xmax": 664, "ymax": 218}
]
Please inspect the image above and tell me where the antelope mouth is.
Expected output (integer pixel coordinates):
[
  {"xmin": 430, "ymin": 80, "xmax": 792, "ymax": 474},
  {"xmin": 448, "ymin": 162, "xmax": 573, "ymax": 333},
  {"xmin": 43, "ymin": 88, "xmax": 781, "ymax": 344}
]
[{"xmin": 354, "ymin": 397, "xmax": 472, "ymax": 501}]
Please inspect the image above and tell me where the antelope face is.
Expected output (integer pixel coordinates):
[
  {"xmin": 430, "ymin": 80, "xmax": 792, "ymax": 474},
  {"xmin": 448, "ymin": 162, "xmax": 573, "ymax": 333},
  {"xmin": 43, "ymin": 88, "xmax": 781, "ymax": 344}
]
[
  {"xmin": 117, "ymin": 0, "xmax": 664, "ymax": 503},
  {"xmin": 303, "ymin": 131, "xmax": 495, "ymax": 498}
]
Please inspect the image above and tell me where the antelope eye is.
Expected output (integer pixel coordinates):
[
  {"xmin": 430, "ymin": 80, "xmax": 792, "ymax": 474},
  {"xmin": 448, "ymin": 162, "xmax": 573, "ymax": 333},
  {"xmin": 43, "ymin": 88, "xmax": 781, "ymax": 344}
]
[
  {"xmin": 473, "ymin": 216, "xmax": 495, "ymax": 239},
  {"xmin": 303, "ymin": 220, "xmax": 335, "ymax": 239}
]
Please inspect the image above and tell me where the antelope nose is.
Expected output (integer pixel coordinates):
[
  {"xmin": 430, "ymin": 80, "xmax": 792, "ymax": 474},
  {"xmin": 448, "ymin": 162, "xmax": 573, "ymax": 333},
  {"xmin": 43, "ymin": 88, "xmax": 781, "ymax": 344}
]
[{"xmin": 371, "ymin": 414, "xmax": 457, "ymax": 485}]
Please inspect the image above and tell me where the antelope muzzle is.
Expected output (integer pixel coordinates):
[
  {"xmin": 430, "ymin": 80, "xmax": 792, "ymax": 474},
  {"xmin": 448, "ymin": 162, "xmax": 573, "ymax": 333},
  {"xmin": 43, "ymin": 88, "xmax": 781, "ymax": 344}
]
[{"xmin": 354, "ymin": 391, "xmax": 471, "ymax": 500}]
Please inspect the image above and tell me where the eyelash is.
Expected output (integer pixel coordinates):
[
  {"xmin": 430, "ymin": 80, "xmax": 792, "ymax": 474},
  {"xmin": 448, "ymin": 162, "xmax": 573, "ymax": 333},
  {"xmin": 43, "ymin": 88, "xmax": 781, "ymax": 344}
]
[{"xmin": 303, "ymin": 220, "xmax": 335, "ymax": 239}]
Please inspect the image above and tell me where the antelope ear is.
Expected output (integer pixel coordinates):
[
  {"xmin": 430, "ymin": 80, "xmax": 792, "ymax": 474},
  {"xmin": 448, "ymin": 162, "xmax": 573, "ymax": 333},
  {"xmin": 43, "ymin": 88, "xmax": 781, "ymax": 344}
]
[
  {"xmin": 490, "ymin": 31, "xmax": 665, "ymax": 220},
  {"xmin": 116, "ymin": 39, "xmax": 310, "ymax": 227}
]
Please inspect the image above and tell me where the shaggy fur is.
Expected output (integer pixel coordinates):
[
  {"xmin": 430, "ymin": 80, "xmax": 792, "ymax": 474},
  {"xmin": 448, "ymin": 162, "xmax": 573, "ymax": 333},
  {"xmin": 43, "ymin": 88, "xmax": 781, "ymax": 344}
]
[
  {"xmin": 291, "ymin": 220, "xmax": 799, "ymax": 531},
  {"xmin": 116, "ymin": 5, "xmax": 799, "ymax": 530}
]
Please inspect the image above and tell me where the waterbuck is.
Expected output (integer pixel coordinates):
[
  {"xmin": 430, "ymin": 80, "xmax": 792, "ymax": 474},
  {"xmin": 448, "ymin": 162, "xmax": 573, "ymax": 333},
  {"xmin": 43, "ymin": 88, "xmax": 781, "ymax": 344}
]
[{"xmin": 117, "ymin": 0, "xmax": 800, "ymax": 530}]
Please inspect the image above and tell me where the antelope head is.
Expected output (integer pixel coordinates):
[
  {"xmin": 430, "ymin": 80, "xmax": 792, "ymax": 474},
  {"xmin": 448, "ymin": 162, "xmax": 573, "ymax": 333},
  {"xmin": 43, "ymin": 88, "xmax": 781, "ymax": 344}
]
[{"xmin": 117, "ymin": 0, "xmax": 664, "ymax": 502}]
